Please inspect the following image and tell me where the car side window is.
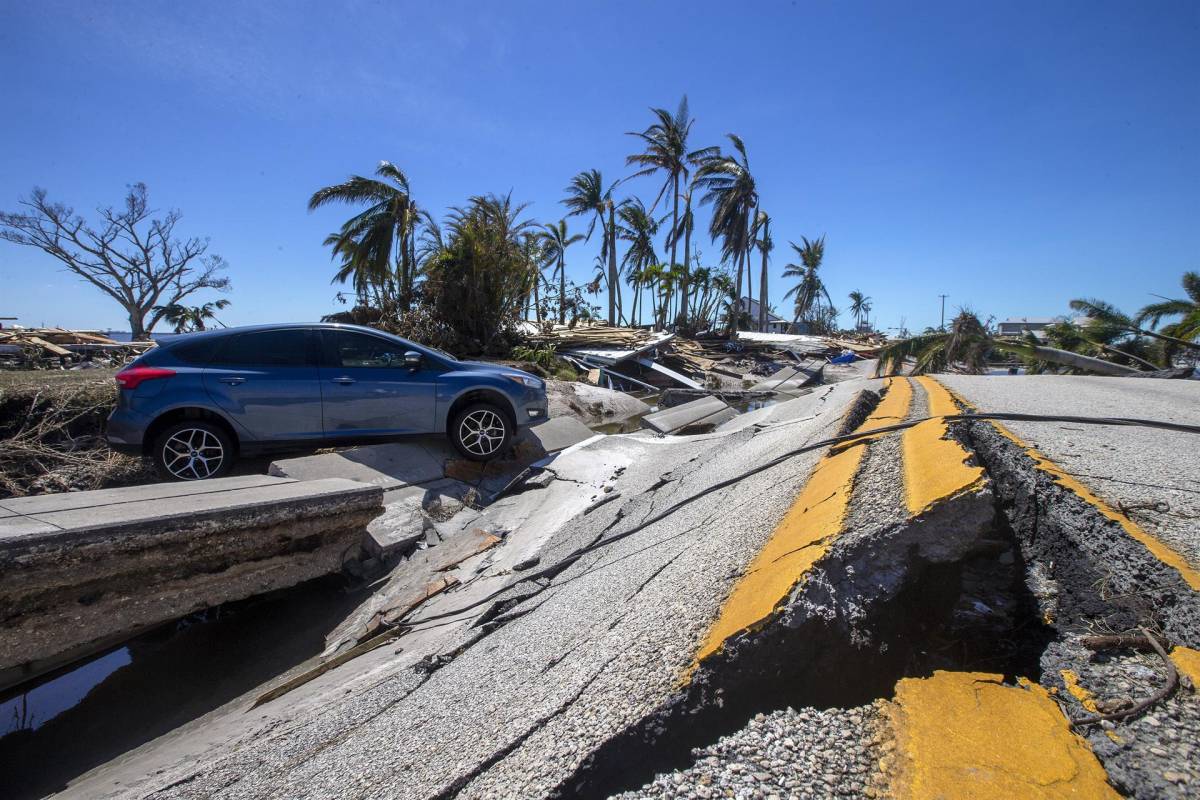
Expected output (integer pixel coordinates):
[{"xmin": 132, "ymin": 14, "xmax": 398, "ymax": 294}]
[
  {"xmin": 324, "ymin": 331, "xmax": 410, "ymax": 369},
  {"xmin": 211, "ymin": 330, "xmax": 311, "ymax": 367}
]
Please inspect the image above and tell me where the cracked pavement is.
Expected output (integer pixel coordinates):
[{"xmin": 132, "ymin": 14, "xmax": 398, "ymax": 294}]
[{"xmin": 41, "ymin": 373, "xmax": 1200, "ymax": 799}]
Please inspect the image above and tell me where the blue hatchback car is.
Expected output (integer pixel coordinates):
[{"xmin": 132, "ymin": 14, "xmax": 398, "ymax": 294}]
[{"xmin": 106, "ymin": 323, "xmax": 548, "ymax": 480}]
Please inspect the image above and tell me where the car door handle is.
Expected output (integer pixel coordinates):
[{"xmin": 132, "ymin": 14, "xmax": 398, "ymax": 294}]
[
  {"xmin": 332, "ymin": 376, "xmax": 356, "ymax": 385},
  {"xmin": 218, "ymin": 376, "xmax": 246, "ymax": 386}
]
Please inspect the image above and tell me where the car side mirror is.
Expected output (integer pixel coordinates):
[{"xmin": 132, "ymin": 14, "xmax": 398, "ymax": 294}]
[{"xmin": 404, "ymin": 351, "xmax": 422, "ymax": 370}]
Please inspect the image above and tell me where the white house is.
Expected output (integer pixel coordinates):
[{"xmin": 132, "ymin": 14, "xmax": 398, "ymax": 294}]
[
  {"xmin": 997, "ymin": 317, "xmax": 1056, "ymax": 338},
  {"xmin": 740, "ymin": 297, "xmax": 794, "ymax": 334}
]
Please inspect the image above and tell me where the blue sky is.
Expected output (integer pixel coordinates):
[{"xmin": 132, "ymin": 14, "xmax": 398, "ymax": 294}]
[{"xmin": 1, "ymin": 0, "xmax": 1197, "ymax": 334}]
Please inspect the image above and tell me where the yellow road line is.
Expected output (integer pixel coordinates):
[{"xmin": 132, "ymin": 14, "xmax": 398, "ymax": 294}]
[
  {"xmin": 930, "ymin": 378, "xmax": 1200, "ymax": 592},
  {"xmin": 885, "ymin": 671, "xmax": 1119, "ymax": 799},
  {"xmin": 1059, "ymin": 669, "xmax": 1100, "ymax": 713},
  {"xmin": 691, "ymin": 379, "xmax": 912, "ymax": 665},
  {"xmin": 1171, "ymin": 646, "xmax": 1200, "ymax": 686},
  {"xmin": 902, "ymin": 377, "xmax": 987, "ymax": 515},
  {"xmin": 835, "ymin": 375, "xmax": 913, "ymax": 450}
]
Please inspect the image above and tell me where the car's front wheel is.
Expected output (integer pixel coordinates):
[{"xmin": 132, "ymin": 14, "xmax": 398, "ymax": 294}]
[
  {"xmin": 449, "ymin": 403, "xmax": 513, "ymax": 461},
  {"xmin": 152, "ymin": 420, "xmax": 235, "ymax": 481}
]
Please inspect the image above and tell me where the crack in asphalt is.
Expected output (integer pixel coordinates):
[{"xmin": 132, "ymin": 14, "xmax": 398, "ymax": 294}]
[{"xmin": 428, "ymin": 652, "xmax": 624, "ymax": 800}]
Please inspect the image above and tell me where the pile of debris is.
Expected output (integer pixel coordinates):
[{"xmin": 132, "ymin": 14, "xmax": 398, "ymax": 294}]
[
  {"xmin": 523, "ymin": 323, "xmax": 661, "ymax": 350},
  {"xmin": 519, "ymin": 321, "xmax": 884, "ymax": 394},
  {"xmin": 0, "ymin": 328, "xmax": 155, "ymax": 369}
]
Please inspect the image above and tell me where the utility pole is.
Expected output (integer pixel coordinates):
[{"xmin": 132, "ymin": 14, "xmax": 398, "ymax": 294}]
[{"xmin": 938, "ymin": 294, "xmax": 949, "ymax": 331}]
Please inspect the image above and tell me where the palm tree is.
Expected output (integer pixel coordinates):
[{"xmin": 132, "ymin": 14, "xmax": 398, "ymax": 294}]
[
  {"xmin": 754, "ymin": 212, "xmax": 772, "ymax": 332},
  {"xmin": 308, "ymin": 161, "xmax": 421, "ymax": 315},
  {"xmin": 154, "ymin": 299, "xmax": 231, "ymax": 333},
  {"xmin": 694, "ymin": 135, "xmax": 758, "ymax": 332},
  {"xmin": 539, "ymin": 220, "xmax": 584, "ymax": 324},
  {"xmin": 1070, "ymin": 295, "xmax": 1200, "ymax": 355},
  {"xmin": 848, "ymin": 290, "xmax": 872, "ymax": 330},
  {"xmin": 626, "ymin": 96, "xmax": 718, "ymax": 328},
  {"xmin": 1135, "ymin": 271, "xmax": 1200, "ymax": 352},
  {"xmin": 562, "ymin": 170, "xmax": 622, "ymax": 325},
  {"xmin": 877, "ymin": 310, "xmax": 1141, "ymax": 377},
  {"xmin": 782, "ymin": 236, "xmax": 831, "ymax": 332},
  {"xmin": 617, "ymin": 198, "xmax": 664, "ymax": 328},
  {"xmin": 424, "ymin": 193, "xmax": 538, "ymax": 348}
]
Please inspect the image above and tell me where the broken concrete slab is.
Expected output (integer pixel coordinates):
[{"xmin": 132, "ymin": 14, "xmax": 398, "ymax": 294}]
[
  {"xmin": 514, "ymin": 415, "xmax": 595, "ymax": 454},
  {"xmin": 367, "ymin": 478, "xmax": 484, "ymax": 560},
  {"xmin": 268, "ymin": 437, "xmax": 452, "ymax": 490},
  {"xmin": 364, "ymin": 498, "xmax": 432, "ymax": 560},
  {"xmin": 0, "ymin": 476, "xmax": 382, "ymax": 692},
  {"xmin": 748, "ymin": 364, "xmax": 823, "ymax": 395},
  {"xmin": 546, "ymin": 380, "xmax": 652, "ymax": 428},
  {"xmin": 641, "ymin": 395, "xmax": 738, "ymax": 434}
]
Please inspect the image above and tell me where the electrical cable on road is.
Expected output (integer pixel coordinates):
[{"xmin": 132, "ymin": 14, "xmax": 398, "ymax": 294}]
[{"xmin": 405, "ymin": 409, "xmax": 1200, "ymax": 630}]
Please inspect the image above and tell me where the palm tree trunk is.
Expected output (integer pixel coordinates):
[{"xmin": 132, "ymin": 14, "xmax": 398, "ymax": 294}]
[
  {"xmin": 758, "ymin": 217, "xmax": 769, "ymax": 332},
  {"xmin": 601, "ymin": 211, "xmax": 614, "ymax": 326},
  {"xmin": 533, "ymin": 271, "xmax": 542, "ymax": 324},
  {"xmin": 994, "ymin": 341, "xmax": 1141, "ymax": 375},
  {"xmin": 680, "ymin": 194, "xmax": 692, "ymax": 329},
  {"xmin": 559, "ymin": 254, "xmax": 566, "ymax": 324},
  {"xmin": 407, "ymin": 227, "xmax": 416, "ymax": 310},
  {"xmin": 607, "ymin": 204, "xmax": 621, "ymax": 326},
  {"xmin": 668, "ymin": 172, "xmax": 680, "ymax": 329}
]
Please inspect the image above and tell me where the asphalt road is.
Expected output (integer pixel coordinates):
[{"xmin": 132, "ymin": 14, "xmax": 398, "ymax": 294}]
[
  {"xmin": 64, "ymin": 381, "xmax": 871, "ymax": 799},
  {"xmin": 49, "ymin": 372, "xmax": 1200, "ymax": 799},
  {"xmin": 939, "ymin": 374, "xmax": 1200, "ymax": 573}
]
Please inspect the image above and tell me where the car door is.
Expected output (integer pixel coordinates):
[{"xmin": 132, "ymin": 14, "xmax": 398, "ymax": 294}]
[
  {"xmin": 202, "ymin": 328, "xmax": 325, "ymax": 443},
  {"xmin": 318, "ymin": 329, "xmax": 439, "ymax": 438}
]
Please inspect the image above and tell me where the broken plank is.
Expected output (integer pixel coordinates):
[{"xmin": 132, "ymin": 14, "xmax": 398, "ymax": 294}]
[
  {"xmin": 322, "ymin": 527, "xmax": 503, "ymax": 656},
  {"xmin": 634, "ymin": 356, "xmax": 703, "ymax": 389}
]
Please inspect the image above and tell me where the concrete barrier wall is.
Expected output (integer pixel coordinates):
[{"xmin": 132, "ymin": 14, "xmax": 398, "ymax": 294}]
[{"xmin": 0, "ymin": 475, "xmax": 382, "ymax": 691}]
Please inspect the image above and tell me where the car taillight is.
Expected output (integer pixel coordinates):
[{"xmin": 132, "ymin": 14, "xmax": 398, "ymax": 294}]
[{"xmin": 115, "ymin": 365, "xmax": 176, "ymax": 390}]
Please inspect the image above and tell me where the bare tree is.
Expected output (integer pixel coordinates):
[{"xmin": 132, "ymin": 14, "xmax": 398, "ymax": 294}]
[{"xmin": 0, "ymin": 184, "xmax": 230, "ymax": 339}]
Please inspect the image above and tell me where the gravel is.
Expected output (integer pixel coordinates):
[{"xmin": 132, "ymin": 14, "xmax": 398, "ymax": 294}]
[{"xmin": 617, "ymin": 704, "xmax": 885, "ymax": 800}]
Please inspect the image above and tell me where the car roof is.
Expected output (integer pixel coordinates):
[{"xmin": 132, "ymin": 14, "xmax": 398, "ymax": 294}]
[{"xmin": 162, "ymin": 322, "xmax": 395, "ymax": 344}]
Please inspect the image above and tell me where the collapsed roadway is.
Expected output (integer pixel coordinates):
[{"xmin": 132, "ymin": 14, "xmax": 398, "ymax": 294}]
[{"xmin": 27, "ymin": 371, "xmax": 1200, "ymax": 799}]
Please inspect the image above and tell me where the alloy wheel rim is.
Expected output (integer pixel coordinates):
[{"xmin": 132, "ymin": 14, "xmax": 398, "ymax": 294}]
[
  {"xmin": 459, "ymin": 409, "xmax": 506, "ymax": 457},
  {"xmin": 162, "ymin": 428, "xmax": 225, "ymax": 480}
]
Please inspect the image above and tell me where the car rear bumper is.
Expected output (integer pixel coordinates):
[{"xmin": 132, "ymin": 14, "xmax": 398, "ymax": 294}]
[{"xmin": 105, "ymin": 411, "xmax": 146, "ymax": 454}]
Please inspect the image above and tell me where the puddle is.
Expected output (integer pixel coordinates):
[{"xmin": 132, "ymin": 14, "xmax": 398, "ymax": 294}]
[
  {"xmin": 733, "ymin": 398, "xmax": 780, "ymax": 414},
  {"xmin": 0, "ymin": 575, "xmax": 363, "ymax": 800},
  {"xmin": 590, "ymin": 415, "xmax": 651, "ymax": 435}
]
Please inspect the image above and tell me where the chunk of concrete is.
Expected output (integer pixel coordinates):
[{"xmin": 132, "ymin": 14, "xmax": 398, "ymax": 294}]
[
  {"xmin": 365, "ymin": 498, "xmax": 432, "ymax": 560},
  {"xmin": 269, "ymin": 438, "xmax": 454, "ymax": 490},
  {"xmin": 545, "ymin": 380, "xmax": 652, "ymax": 427},
  {"xmin": 749, "ymin": 364, "xmax": 823, "ymax": 396},
  {"xmin": 641, "ymin": 396, "xmax": 738, "ymax": 434},
  {"xmin": 0, "ymin": 476, "xmax": 382, "ymax": 691},
  {"xmin": 514, "ymin": 416, "xmax": 596, "ymax": 454}
]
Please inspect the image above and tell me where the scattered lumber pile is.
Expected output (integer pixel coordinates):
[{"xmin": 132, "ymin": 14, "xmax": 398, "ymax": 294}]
[
  {"xmin": 517, "ymin": 321, "xmax": 888, "ymax": 393},
  {"xmin": 0, "ymin": 328, "xmax": 154, "ymax": 369},
  {"xmin": 523, "ymin": 322, "xmax": 660, "ymax": 350}
]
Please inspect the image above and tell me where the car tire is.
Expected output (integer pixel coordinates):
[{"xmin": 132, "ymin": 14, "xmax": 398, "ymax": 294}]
[
  {"xmin": 152, "ymin": 420, "xmax": 235, "ymax": 481},
  {"xmin": 449, "ymin": 402, "xmax": 513, "ymax": 462}
]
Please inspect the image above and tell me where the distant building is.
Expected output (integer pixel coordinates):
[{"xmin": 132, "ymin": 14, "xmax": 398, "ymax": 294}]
[
  {"xmin": 740, "ymin": 297, "xmax": 793, "ymax": 334},
  {"xmin": 997, "ymin": 317, "xmax": 1056, "ymax": 339}
]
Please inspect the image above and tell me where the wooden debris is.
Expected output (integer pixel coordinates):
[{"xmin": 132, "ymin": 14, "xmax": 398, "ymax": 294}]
[
  {"xmin": 0, "ymin": 327, "xmax": 155, "ymax": 369},
  {"xmin": 322, "ymin": 527, "xmax": 503, "ymax": 656}
]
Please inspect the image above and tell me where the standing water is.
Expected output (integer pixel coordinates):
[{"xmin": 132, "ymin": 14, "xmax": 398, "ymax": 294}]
[{"xmin": 0, "ymin": 575, "xmax": 363, "ymax": 799}]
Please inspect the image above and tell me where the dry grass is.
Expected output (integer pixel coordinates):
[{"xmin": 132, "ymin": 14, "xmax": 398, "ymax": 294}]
[{"xmin": 0, "ymin": 369, "xmax": 152, "ymax": 498}]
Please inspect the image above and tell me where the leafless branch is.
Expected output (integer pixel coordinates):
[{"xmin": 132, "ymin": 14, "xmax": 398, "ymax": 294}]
[{"xmin": 0, "ymin": 184, "xmax": 231, "ymax": 339}]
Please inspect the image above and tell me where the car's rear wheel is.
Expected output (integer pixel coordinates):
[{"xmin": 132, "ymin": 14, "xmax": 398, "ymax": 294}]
[
  {"xmin": 450, "ymin": 403, "xmax": 513, "ymax": 461},
  {"xmin": 152, "ymin": 420, "xmax": 234, "ymax": 481}
]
